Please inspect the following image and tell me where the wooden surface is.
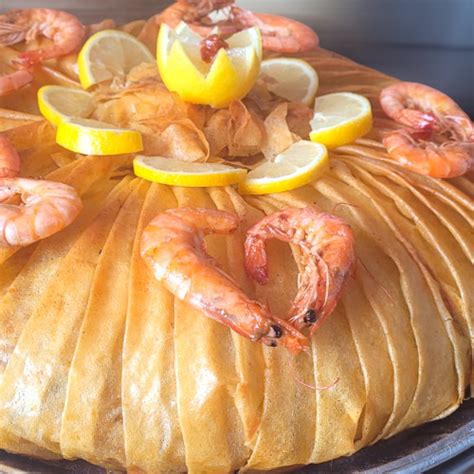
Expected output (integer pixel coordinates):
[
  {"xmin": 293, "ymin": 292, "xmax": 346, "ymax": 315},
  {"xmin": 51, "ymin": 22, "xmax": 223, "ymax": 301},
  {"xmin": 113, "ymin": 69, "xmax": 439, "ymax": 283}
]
[{"xmin": 3, "ymin": 0, "xmax": 474, "ymax": 115}]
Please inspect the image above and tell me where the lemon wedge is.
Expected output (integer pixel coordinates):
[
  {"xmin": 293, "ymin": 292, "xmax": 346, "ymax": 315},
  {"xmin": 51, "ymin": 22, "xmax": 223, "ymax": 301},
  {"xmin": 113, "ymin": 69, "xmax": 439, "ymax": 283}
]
[
  {"xmin": 258, "ymin": 58, "xmax": 319, "ymax": 105},
  {"xmin": 310, "ymin": 92, "xmax": 373, "ymax": 148},
  {"xmin": 78, "ymin": 30, "xmax": 155, "ymax": 89},
  {"xmin": 133, "ymin": 155, "xmax": 247, "ymax": 187},
  {"xmin": 56, "ymin": 118, "xmax": 143, "ymax": 155},
  {"xmin": 239, "ymin": 141, "xmax": 328, "ymax": 195},
  {"xmin": 157, "ymin": 23, "xmax": 262, "ymax": 108},
  {"xmin": 37, "ymin": 85, "xmax": 94, "ymax": 126}
]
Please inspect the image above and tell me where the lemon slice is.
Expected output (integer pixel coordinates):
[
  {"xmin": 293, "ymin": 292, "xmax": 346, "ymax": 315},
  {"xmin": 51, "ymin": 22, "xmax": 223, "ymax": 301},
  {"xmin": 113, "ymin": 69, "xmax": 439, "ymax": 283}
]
[
  {"xmin": 133, "ymin": 155, "xmax": 247, "ymax": 187},
  {"xmin": 310, "ymin": 92, "xmax": 373, "ymax": 148},
  {"xmin": 157, "ymin": 23, "xmax": 261, "ymax": 108},
  {"xmin": 239, "ymin": 141, "xmax": 328, "ymax": 195},
  {"xmin": 56, "ymin": 118, "xmax": 143, "ymax": 155},
  {"xmin": 78, "ymin": 30, "xmax": 155, "ymax": 89},
  {"xmin": 258, "ymin": 58, "xmax": 319, "ymax": 105},
  {"xmin": 37, "ymin": 85, "xmax": 94, "ymax": 126}
]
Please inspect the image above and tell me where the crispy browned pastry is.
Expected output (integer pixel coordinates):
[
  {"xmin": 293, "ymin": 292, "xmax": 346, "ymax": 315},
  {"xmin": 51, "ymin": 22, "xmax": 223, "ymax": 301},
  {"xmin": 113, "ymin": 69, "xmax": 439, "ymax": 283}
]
[{"xmin": 0, "ymin": 20, "xmax": 472, "ymax": 473}]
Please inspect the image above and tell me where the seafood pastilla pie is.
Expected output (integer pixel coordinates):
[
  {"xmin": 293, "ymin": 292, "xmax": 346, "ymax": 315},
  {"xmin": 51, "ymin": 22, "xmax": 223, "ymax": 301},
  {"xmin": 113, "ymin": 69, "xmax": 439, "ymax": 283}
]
[{"xmin": 0, "ymin": 1, "xmax": 472, "ymax": 472}]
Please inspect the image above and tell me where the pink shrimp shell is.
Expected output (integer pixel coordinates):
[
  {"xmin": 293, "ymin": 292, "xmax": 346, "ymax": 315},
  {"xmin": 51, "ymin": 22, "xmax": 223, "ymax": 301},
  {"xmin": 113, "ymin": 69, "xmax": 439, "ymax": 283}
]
[
  {"xmin": 140, "ymin": 207, "xmax": 309, "ymax": 353},
  {"xmin": 245, "ymin": 11, "xmax": 319, "ymax": 53},
  {"xmin": 245, "ymin": 207, "xmax": 355, "ymax": 335},
  {"xmin": 383, "ymin": 129, "xmax": 474, "ymax": 178},
  {"xmin": 0, "ymin": 8, "xmax": 86, "ymax": 67},
  {"xmin": 380, "ymin": 82, "xmax": 472, "ymax": 139},
  {"xmin": 0, "ymin": 135, "xmax": 21, "ymax": 177},
  {"xmin": 0, "ymin": 177, "xmax": 83, "ymax": 247},
  {"xmin": 141, "ymin": 2, "xmax": 319, "ymax": 54}
]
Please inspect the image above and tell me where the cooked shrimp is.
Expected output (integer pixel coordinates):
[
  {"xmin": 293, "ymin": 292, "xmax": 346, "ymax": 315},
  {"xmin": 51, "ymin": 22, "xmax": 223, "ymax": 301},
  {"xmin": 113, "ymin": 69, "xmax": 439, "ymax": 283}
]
[
  {"xmin": 380, "ymin": 82, "xmax": 472, "ymax": 140},
  {"xmin": 383, "ymin": 129, "xmax": 473, "ymax": 178},
  {"xmin": 0, "ymin": 135, "xmax": 21, "ymax": 178},
  {"xmin": 245, "ymin": 207, "xmax": 355, "ymax": 335},
  {"xmin": 140, "ymin": 0, "xmax": 318, "ymax": 54},
  {"xmin": 0, "ymin": 8, "xmax": 85, "ymax": 67},
  {"xmin": 0, "ymin": 68, "xmax": 34, "ymax": 96},
  {"xmin": 231, "ymin": 8, "xmax": 319, "ymax": 53},
  {"xmin": 179, "ymin": 0, "xmax": 235, "ymax": 22},
  {"xmin": 0, "ymin": 178, "xmax": 83, "ymax": 247},
  {"xmin": 138, "ymin": 0, "xmax": 239, "ymax": 52},
  {"xmin": 140, "ymin": 207, "xmax": 308, "ymax": 353}
]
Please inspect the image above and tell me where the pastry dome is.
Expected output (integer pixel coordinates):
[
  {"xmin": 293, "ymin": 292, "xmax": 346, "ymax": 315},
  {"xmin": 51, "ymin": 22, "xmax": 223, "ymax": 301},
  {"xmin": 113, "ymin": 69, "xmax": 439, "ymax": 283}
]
[{"xmin": 0, "ymin": 19, "xmax": 472, "ymax": 473}]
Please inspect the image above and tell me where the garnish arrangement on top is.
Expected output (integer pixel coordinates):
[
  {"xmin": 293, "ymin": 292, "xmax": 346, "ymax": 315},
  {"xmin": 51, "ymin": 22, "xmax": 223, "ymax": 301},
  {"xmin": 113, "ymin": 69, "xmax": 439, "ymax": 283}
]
[{"xmin": 0, "ymin": 1, "xmax": 472, "ymax": 472}]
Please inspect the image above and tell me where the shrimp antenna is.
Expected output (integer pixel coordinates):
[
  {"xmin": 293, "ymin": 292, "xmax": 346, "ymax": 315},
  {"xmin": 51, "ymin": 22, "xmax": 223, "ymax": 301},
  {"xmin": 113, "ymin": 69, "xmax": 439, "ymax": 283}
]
[
  {"xmin": 357, "ymin": 258, "xmax": 395, "ymax": 305},
  {"xmin": 289, "ymin": 350, "xmax": 340, "ymax": 391},
  {"xmin": 331, "ymin": 202, "xmax": 359, "ymax": 213},
  {"xmin": 297, "ymin": 376, "xmax": 340, "ymax": 391}
]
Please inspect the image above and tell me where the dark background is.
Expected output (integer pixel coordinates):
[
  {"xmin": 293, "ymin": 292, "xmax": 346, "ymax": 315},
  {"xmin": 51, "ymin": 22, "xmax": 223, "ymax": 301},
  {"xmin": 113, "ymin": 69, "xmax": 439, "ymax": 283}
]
[{"xmin": 4, "ymin": 0, "xmax": 474, "ymax": 116}]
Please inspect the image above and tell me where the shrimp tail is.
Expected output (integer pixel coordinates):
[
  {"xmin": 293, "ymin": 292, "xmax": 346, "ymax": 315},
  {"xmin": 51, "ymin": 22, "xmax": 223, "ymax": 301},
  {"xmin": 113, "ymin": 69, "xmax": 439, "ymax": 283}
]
[
  {"xmin": 0, "ymin": 21, "xmax": 27, "ymax": 46},
  {"xmin": 399, "ymin": 109, "xmax": 437, "ymax": 130},
  {"xmin": 17, "ymin": 39, "xmax": 83, "ymax": 67}
]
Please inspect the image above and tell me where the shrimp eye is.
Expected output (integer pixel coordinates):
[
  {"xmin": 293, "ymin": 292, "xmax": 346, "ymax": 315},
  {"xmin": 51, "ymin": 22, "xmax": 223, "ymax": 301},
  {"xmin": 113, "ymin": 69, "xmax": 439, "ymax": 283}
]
[
  {"xmin": 270, "ymin": 324, "xmax": 283, "ymax": 339},
  {"xmin": 303, "ymin": 309, "xmax": 317, "ymax": 324}
]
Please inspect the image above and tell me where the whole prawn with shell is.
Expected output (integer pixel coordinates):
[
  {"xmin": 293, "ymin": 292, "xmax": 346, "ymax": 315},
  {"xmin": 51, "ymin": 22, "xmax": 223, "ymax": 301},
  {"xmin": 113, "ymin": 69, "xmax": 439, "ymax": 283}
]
[
  {"xmin": 0, "ymin": 8, "xmax": 85, "ymax": 66},
  {"xmin": 141, "ymin": 206, "xmax": 355, "ymax": 353},
  {"xmin": 0, "ymin": 177, "xmax": 83, "ymax": 247},
  {"xmin": 140, "ymin": 207, "xmax": 309, "ymax": 353},
  {"xmin": 380, "ymin": 82, "xmax": 473, "ymax": 178},
  {"xmin": 0, "ymin": 8, "xmax": 112, "ymax": 96},
  {"xmin": 245, "ymin": 207, "xmax": 356, "ymax": 334},
  {"xmin": 139, "ymin": 0, "xmax": 319, "ymax": 54},
  {"xmin": 0, "ymin": 135, "xmax": 83, "ymax": 247}
]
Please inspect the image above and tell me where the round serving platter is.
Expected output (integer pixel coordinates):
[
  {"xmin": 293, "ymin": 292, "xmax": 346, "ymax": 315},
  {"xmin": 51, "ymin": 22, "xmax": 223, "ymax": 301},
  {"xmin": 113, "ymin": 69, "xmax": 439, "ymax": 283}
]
[{"xmin": 1, "ymin": 2, "xmax": 473, "ymax": 473}]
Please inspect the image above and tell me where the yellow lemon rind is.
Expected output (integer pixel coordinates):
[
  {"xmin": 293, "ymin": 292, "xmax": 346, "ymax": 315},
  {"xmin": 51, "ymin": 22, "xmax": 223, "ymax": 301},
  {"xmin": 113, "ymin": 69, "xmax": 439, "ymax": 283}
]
[
  {"xmin": 37, "ymin": 86, "xmax": 93, "ymax": 126},
  {"xmin": 310, "ymin": 112, "xmax": 373, "ymax": 149},
  {"xmin": 260, "ymin": 57, "xmax": 319, "ymax": 106},
  {"xmin": 239, "ymin": 150, "xmax": 329, "ymax": 195},
  {"xmin": 157, "ymin": 24, "xmax": 261, "ymax": 108},
  {"xmin": 78, "ymin": 29, "xmax": 154, "ymax": 89},
  {"xmin": 133, "ymin": 157, "xmax": 247, "ymax": 187},
  {"xmin": 56, "ymin": 121, "xmax": 143, "ymax": 156}
]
